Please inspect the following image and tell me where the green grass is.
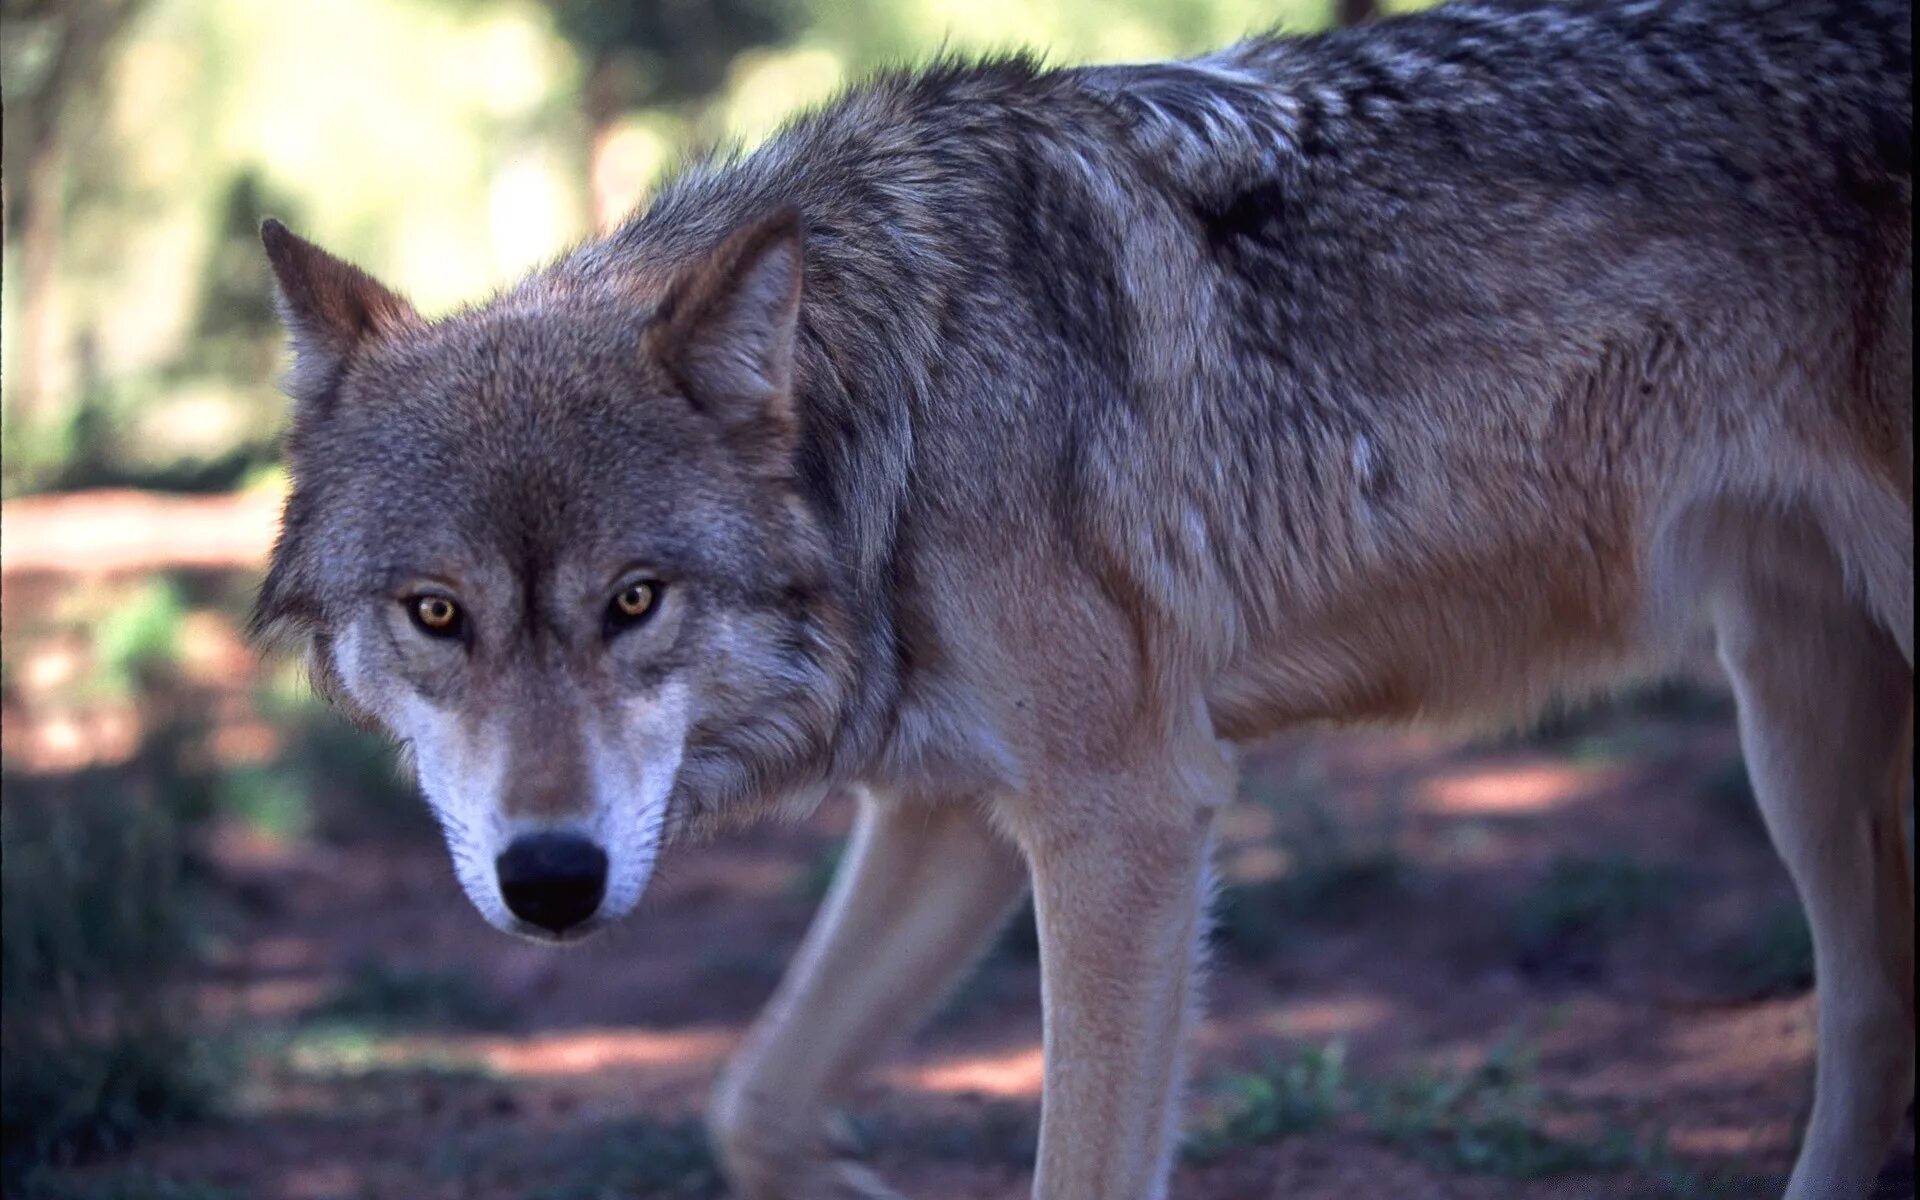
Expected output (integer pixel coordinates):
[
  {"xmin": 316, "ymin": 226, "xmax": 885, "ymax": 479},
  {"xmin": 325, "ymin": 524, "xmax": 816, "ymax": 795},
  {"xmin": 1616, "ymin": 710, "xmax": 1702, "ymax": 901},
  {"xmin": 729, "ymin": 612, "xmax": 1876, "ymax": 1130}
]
[
  {"xmin": 1183, "ymin": 1043, "xmax": 1348, "ymax": 1162},
  {"xmin": 272, "ymin": 1024, "xmax": 494, "ymax": 1083},
  {"xmin": 1181, "ymin": 1033, "xmax": 1744, "ymax": 1195},
  {"xmin": 1364, "ymin": 1035, "xmax": 1634, "ymax": 1177},
  {"xmin": 89, "ymin": 581, "xmax": 189, "ymax": 698}
]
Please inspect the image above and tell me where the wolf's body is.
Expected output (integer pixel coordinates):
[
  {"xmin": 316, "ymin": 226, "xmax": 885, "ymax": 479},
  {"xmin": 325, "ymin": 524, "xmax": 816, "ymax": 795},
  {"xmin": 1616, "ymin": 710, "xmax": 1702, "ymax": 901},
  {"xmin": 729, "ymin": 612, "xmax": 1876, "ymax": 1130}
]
[{"xmin": 255, "ymin": 1, "xmax": 1913, "ymax": 1196}]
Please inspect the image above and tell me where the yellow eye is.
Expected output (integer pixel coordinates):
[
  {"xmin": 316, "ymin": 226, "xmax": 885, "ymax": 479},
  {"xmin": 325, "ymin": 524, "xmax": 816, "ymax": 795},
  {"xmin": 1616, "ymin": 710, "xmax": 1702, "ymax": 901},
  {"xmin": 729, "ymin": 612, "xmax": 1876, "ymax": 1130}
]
[
  {"xmin": 614, "ymin": 582, "xmax": 656, "ymax": 619},
  {"xmin": 410, "ymin": 595, "xmax": 462, "ymax": 636}
]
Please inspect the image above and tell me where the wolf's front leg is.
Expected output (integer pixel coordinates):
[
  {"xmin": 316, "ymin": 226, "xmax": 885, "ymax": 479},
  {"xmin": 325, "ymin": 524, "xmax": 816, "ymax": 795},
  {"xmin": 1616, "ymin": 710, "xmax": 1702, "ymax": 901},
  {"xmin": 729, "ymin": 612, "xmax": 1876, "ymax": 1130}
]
[
  {"xmin": 1019, "ymin": 755, "xmax": 1223, "ymax": 1200},
  {"xmin": 708, "ymin": 789, "xmax": 1030, "ymax": 1199}
]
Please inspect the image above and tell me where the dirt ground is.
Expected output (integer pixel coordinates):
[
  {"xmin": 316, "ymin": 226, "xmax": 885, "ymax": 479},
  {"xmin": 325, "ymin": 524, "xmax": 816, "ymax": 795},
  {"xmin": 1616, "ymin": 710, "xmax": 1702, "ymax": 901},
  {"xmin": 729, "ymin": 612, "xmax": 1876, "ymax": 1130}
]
[{"xmin": 5, "ymin": 490, "xmax": 1914, "ymax": 1200}]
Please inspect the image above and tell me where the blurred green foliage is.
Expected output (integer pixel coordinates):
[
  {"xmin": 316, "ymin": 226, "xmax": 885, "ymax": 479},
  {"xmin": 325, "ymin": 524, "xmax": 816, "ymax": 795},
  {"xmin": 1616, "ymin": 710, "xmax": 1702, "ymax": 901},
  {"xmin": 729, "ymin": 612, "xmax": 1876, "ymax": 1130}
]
[
  {"xmin": 0, "ymin": 630, "xmax": 416, "ymax": 1179},
  {"xmin": 0, "ymin": 0, "xmax": 1372, "ymax": 497},
  {"xmin": 1184, "ymin": 1043, "xmax": 1348, "ymax": 1161},
  {"xmin": 0, "ymin": 749, "xmax": 225, "ymax": 1180},
  {"xmin": 89, "ymin": 580, "xmax": 188, "ymax": 697}
]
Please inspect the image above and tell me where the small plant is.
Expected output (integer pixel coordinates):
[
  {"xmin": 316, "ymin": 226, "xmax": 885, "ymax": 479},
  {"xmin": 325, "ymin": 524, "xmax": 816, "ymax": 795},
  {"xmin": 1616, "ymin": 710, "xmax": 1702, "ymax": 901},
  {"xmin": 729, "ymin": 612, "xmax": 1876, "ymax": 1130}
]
[
  {"xmin": 1183, "ymin": 1042, "xmax": 1347, "ymax": 1162},
  {"xmin": 274, "ymin": 1026, "xmax": 492, "ymax": 1086},
  {"xmin": 1365, "ymin": 1035, "xmax": 1633, "ymax": 1178},
  {"xmin": 1179, "ymin": 1032, "xmax": 1727, "ymax": 1195},
  {"xmin": 89, "ymin": 580, "xmax": 190, "ymax": 697},
  {"xmin": 1511, "ymin": 854, "xmax": 1677, "ymax": 978}
]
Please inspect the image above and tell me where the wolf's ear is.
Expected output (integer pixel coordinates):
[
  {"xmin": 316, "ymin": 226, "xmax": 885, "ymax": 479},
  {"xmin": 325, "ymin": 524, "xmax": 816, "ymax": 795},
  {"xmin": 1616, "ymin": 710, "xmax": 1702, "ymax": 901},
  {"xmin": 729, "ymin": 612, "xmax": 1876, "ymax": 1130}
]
[
  {"xmin": 645, "ymin": 207, "xmax": 804, "ymax": 467},
  {"xmin": 260, "ymin": 218, "xmax": 419, "ymax": 406}
]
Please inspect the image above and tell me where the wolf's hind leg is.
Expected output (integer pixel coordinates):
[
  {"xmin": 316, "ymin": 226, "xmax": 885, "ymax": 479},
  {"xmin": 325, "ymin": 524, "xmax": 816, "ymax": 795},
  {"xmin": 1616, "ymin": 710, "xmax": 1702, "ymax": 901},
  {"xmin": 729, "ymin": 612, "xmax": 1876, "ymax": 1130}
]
[
  {"xmin": 707, "ymin": 789, "xmax": 1029, "ymax": 1200},
  {"xmin": 1712, "ymin": 521, "xmax": 1915, "ymax": 1200}
]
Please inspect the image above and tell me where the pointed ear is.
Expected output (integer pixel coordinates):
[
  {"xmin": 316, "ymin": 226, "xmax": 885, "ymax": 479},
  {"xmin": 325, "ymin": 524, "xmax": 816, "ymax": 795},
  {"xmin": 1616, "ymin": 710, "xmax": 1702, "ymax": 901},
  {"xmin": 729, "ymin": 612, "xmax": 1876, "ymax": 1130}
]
[
  {"xmin": 645, "ymin": 208, "xmax": 805, "ymax": 462},
  {"xmin": 260, "ymin": 218, "xmax": 419, "ymax": 405}
]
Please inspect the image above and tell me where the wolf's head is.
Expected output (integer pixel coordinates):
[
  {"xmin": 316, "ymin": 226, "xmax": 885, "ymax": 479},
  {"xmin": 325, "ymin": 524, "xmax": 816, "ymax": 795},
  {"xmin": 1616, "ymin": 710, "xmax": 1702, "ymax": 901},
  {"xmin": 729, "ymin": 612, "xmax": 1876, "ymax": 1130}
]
[{"xmin": 252, "ymin": 211, "xmax": 855, "ymax": 942}]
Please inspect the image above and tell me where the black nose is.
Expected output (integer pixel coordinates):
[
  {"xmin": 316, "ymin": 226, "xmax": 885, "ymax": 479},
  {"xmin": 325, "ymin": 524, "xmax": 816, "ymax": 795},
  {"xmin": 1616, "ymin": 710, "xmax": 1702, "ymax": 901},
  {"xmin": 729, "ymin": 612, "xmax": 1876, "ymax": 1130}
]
[{"xmin": 496, "ymin": 833, "xmax": 608, "ymax": 935}]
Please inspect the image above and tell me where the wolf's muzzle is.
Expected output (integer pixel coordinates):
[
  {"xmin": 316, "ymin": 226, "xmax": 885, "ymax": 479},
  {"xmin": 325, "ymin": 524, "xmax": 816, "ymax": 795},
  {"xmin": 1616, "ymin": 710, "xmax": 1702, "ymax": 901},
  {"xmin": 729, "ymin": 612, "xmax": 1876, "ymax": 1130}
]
[{"xmin": 495, "ymin": 832, "xmax": 608, "ymax": 935}]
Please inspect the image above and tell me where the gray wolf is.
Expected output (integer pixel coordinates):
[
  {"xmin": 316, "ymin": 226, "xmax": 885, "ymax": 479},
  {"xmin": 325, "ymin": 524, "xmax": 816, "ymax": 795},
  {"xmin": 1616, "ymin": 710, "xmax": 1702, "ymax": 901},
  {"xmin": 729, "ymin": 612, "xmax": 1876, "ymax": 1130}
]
[{"xmin": 252, "ymin": 0, "xmax": 1913, "ymax": 1195}]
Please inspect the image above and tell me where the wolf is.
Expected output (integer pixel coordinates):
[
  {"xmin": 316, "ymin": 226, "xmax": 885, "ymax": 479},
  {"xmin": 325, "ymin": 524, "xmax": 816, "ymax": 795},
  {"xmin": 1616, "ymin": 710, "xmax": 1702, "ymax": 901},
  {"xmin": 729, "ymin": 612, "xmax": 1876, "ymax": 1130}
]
[{"xmin": 251, "ymin": 0, "xmax": 1912, "ymax": 1195}]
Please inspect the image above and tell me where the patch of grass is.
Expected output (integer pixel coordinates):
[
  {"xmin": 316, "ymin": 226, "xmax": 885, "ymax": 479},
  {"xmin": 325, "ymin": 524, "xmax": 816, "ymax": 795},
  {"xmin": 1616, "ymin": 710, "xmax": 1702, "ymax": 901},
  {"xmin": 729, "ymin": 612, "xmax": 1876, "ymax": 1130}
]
[
  {"xmin": 1724, "ymin": 904, "xmax": 1813, "ymax": 997},
  {"xmin": 9, "ymin": 1167, "xmax": 242, "ymax": 1200},
  {"xmin": 1183, "ymin": 1043, "xmax": 1347, "ymax": 1162},
  {"xmin": 1365, "ymin": 1035, "xmax": 1635, "ymax": 1178},
  {"xmin": 211, "ymin": 765, "xmax": 310, "ymax": 842},
  {"xmin": 519, "ymin": 1117, "xmax": 724, "ymax": 1200},
  {"xmin": 1, "ymin": 764, "xmax": 226, "ymax": 1180},
  {"xmin": 89, "ymin": 581, "xmax": 189, "ymax": 697},
  {"xmin": 1511, "ymin": 854, "xmax": 1678, "ymax": 978},
  {"xmin": 303, "ymin": 959, "xmax": 512, "ymax": 1031},
  {"xmin": 1181, "ymin": 1034, "xmax": 1732, "ymax": 1195},
  {"xmin": 269, "ymin": 1026, "xmax": 497, "ymax": 1119}
]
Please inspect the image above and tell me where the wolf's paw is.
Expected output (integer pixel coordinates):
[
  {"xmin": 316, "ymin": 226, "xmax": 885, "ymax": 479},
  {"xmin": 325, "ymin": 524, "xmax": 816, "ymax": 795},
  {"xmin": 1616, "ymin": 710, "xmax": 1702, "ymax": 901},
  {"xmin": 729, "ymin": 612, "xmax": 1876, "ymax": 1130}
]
[
  {"xmin": 718, "ymin": 1146, "xmax": 905, "ymax": 1200},
  {"xmin": 788, "ymin": 1159, "xmax": 906, "ymax": 1200},
  {"xmin": 707, "ymin": 1100, "xmax": 904, "ymax": 1200}
]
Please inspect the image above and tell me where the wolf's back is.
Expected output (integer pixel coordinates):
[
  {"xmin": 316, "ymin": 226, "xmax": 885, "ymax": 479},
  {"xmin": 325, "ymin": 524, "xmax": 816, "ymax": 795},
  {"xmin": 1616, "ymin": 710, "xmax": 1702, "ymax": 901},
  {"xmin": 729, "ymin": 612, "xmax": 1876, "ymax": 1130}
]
[{"xmin": 1079, "ymin": 0, "xmax": 1911, "ymax": 213}]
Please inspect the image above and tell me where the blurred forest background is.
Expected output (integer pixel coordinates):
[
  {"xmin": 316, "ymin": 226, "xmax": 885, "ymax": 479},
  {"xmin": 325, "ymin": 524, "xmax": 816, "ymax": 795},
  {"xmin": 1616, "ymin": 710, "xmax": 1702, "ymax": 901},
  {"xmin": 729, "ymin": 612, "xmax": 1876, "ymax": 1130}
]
[{"xmin": 1, "ymin": 1, "xmax": 1910, "ymax": 1198}]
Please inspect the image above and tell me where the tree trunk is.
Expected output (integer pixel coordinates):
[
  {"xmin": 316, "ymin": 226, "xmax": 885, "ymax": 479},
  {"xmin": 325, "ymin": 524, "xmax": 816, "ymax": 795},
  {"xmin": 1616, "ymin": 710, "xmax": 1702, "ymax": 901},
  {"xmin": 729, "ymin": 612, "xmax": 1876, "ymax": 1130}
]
[{"xmin": 2, "ymin": 1, "xmax": 145, "ymax": 427}]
